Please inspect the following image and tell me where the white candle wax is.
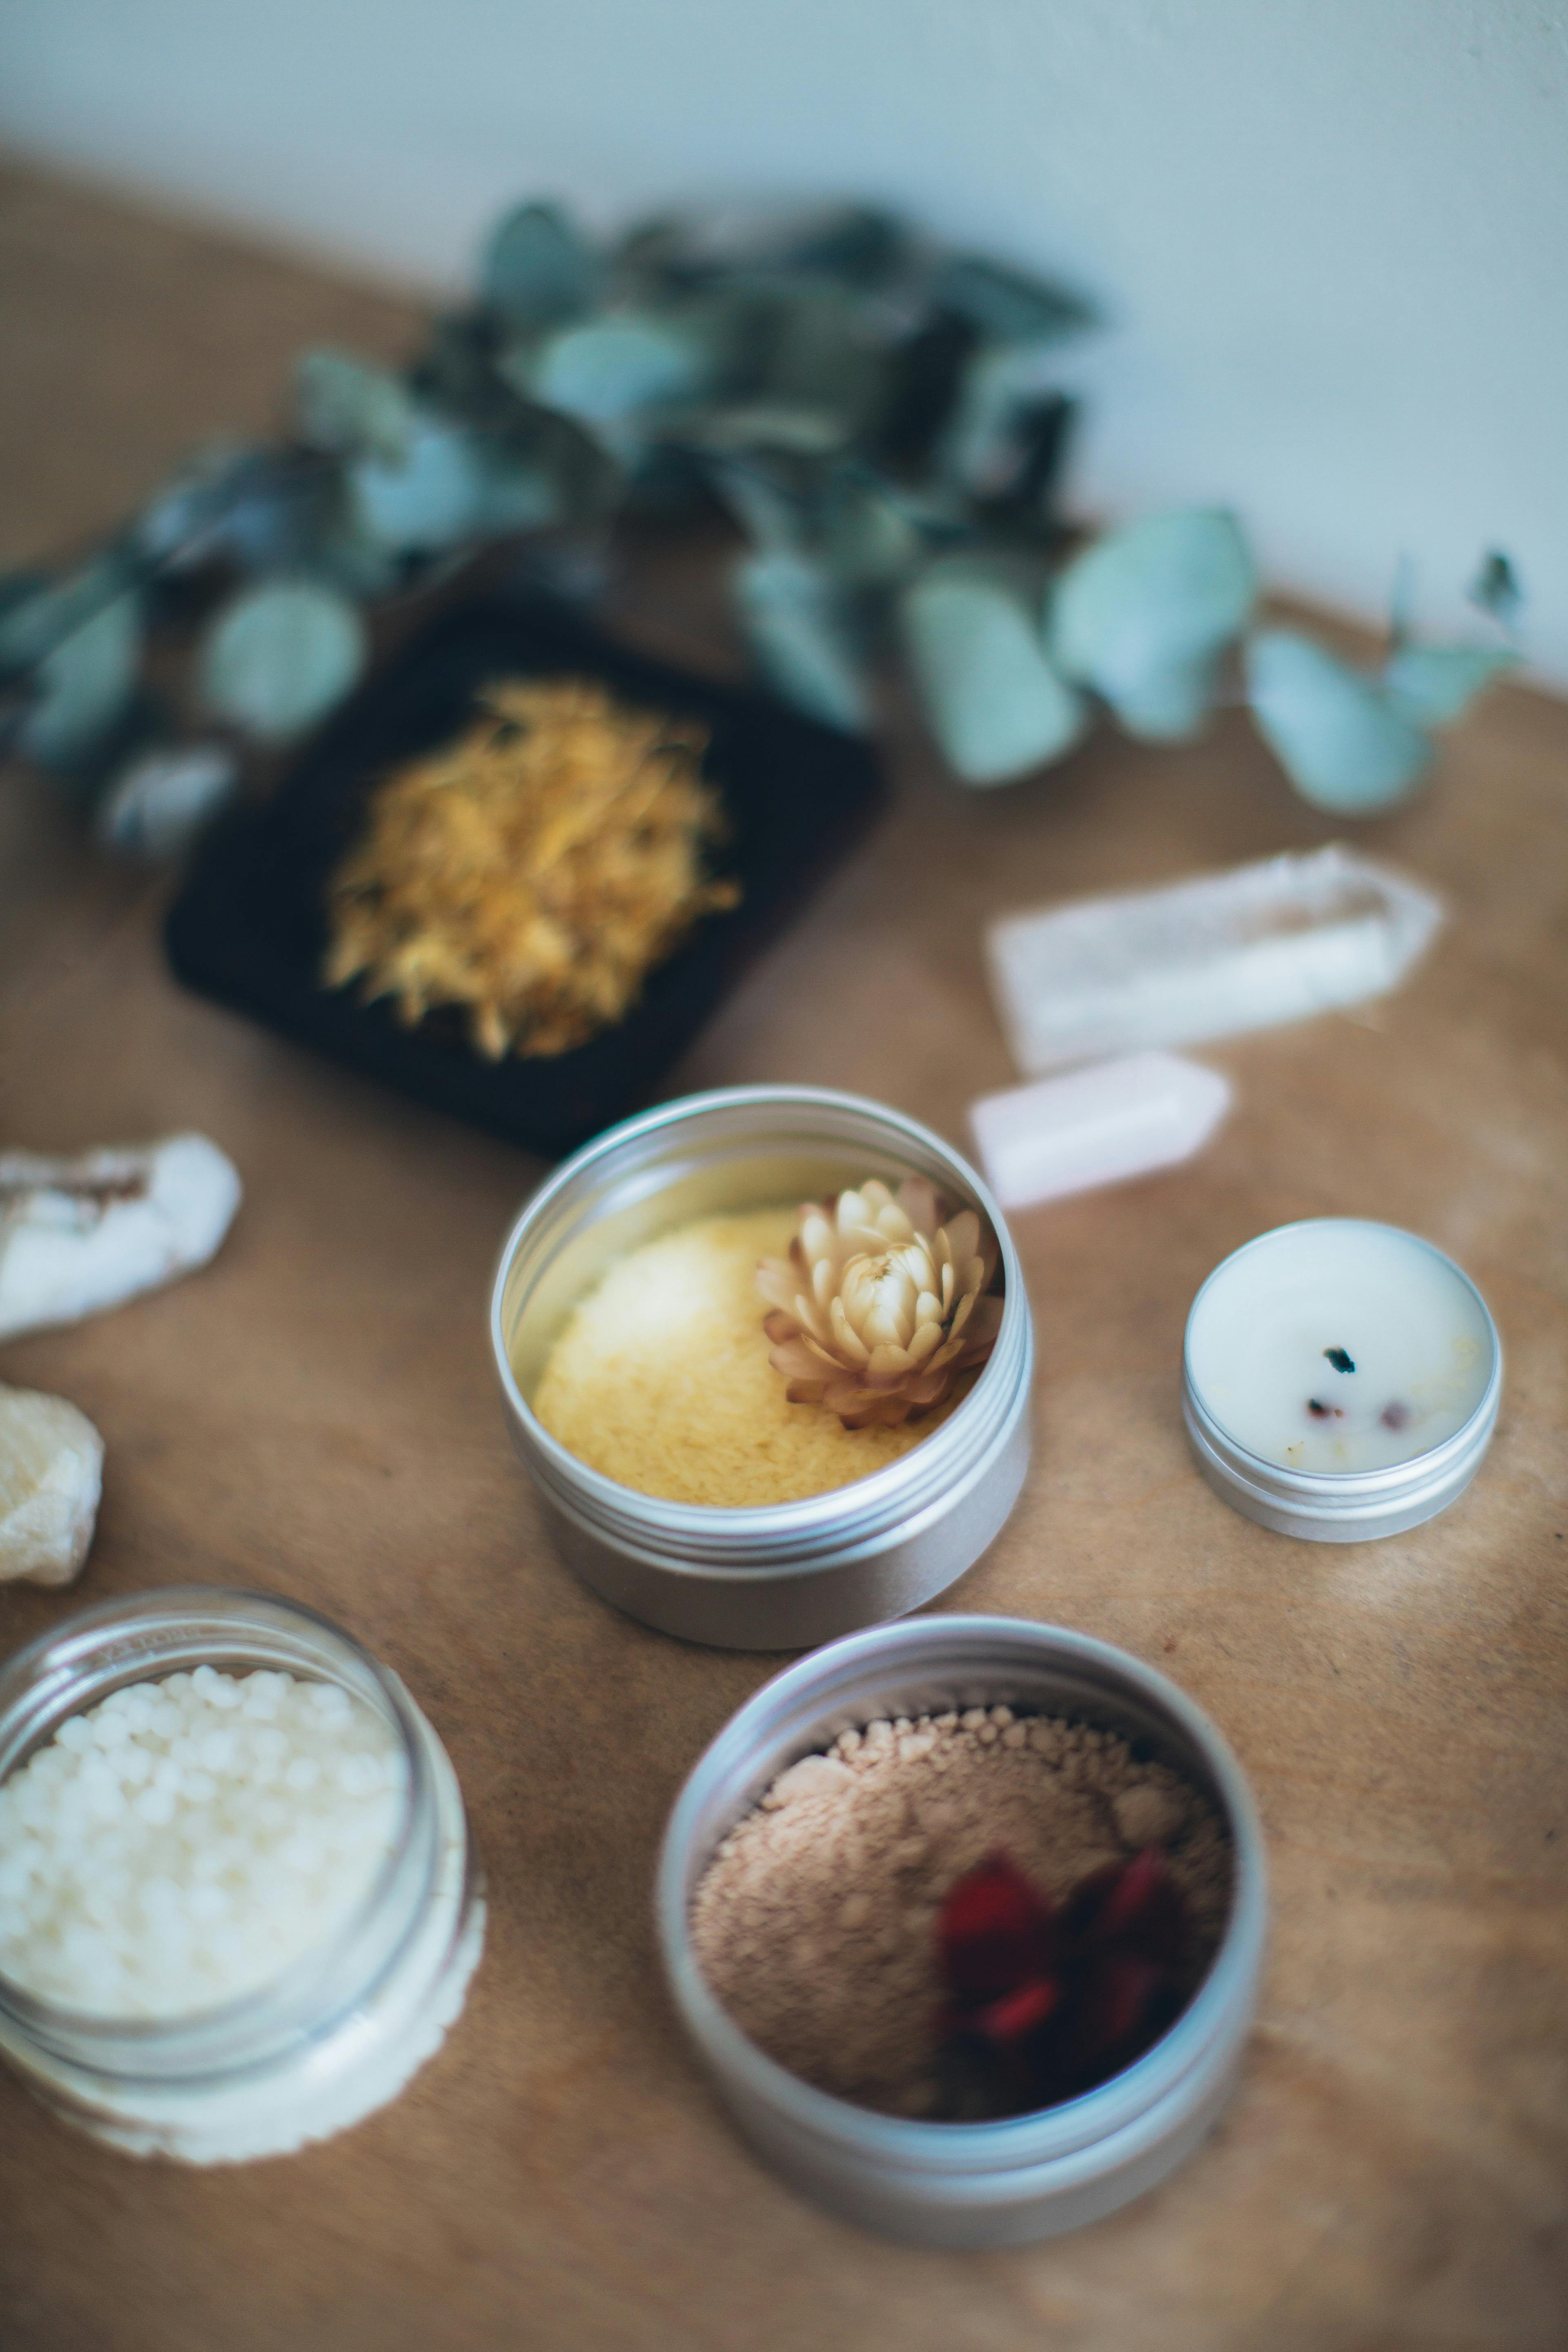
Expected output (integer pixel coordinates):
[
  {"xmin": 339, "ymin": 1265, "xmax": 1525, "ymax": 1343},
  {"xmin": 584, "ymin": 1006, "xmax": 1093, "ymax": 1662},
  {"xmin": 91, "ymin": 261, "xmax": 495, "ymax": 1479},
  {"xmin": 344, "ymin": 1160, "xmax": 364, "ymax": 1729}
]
[{"xmin": 1186, "ymin": 1221, "xmax": 1494, "ymax": 1475}]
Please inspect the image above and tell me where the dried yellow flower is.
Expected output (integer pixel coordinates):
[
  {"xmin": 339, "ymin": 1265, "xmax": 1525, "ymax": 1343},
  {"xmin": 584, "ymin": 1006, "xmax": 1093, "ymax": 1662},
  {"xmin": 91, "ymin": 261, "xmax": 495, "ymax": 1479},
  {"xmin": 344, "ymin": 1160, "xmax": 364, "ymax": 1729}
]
[
  {"xmin": 323, "ymin": 677, "xmax": 740, "ymax": 1058},
  {"xmin": 757, "ymin": 1177, "xmax": 1002, "ymax": 1430}
]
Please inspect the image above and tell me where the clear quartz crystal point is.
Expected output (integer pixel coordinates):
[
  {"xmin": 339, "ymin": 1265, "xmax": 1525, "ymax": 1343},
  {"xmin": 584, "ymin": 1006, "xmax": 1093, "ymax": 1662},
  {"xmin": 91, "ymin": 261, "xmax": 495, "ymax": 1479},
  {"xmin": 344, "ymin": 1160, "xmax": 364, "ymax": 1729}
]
[
  {"xmin": 970, "ymin": 1052, "xmax": 1231, "ymax": 1211},
  {"xmin": 985, "ymin": 844, "xmax": 1444, "ymax": 1076}
]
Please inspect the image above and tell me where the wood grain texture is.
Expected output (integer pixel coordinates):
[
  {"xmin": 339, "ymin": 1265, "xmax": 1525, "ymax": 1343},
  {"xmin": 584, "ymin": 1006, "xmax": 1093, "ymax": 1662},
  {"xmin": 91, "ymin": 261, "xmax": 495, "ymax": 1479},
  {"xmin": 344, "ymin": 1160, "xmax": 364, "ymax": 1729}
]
[{"xmin": 0, "ymin": 158, "xmax": 1564, "ymax": 2352}]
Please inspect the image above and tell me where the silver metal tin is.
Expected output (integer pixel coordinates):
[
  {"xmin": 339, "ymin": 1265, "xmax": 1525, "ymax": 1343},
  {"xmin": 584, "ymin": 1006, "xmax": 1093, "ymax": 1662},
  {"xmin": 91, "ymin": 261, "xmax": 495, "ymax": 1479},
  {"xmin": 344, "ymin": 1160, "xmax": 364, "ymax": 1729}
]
[
  {"xmin": 1182, "ymin": 1219, "xmax": 1503, "ymax": 1543},
  {"xmin": 490, "ymin": 1087, "xmax": 1034, "ymax": 1650},
  {"xmin": 656, "ymin": 1615, "xmax": 1267, "ymax": 2246}
]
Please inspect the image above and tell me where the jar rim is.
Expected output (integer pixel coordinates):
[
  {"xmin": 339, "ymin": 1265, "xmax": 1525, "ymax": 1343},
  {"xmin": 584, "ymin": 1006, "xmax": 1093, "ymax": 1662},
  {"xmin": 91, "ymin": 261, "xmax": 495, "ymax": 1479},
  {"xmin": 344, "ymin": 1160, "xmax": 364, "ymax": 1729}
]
[{"xmin": 0, "ymin": 1587, "xmax": 437, "ymax": 2076}]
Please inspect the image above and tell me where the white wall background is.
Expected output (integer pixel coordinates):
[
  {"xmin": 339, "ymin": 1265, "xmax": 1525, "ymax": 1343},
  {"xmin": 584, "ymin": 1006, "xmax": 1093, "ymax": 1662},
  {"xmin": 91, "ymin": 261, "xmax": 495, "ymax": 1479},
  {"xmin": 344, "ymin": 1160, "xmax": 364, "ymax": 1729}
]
[{"xmin": 4, "ymin": 0, "xmax": 1566, "ymax": 680}]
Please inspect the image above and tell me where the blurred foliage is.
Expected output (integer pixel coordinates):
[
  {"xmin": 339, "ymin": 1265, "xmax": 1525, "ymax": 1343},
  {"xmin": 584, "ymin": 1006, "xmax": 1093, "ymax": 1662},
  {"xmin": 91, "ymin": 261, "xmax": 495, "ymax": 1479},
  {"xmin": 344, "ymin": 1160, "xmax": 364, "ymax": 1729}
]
[{"xmin": 0, "ymin": 195, "xmax": 1519, "ymax": 848}]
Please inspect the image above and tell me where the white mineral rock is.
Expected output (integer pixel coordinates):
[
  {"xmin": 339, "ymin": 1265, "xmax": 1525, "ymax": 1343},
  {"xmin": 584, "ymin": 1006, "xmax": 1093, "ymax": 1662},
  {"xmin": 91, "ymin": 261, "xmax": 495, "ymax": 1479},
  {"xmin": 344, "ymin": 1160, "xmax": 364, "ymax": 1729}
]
[
  {"xmin": 0, "ymin": 1134, "xmax": 241, "ymax": 1341},
  {"xmin": 0, "ymin": 1383, "xmax": 105, "ymax": 1585}
]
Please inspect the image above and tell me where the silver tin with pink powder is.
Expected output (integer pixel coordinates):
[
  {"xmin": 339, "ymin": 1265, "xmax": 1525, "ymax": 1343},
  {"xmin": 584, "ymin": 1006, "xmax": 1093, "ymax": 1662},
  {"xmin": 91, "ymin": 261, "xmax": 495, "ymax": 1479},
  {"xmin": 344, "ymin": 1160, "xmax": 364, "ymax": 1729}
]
[
  {"xmin": 490, "ymin": 1087, "xmax": 1033, "ymax": 1651},
  {"xmin": 657, "ymin": 1616, "xmax": 1267, "ymax": 2246}
]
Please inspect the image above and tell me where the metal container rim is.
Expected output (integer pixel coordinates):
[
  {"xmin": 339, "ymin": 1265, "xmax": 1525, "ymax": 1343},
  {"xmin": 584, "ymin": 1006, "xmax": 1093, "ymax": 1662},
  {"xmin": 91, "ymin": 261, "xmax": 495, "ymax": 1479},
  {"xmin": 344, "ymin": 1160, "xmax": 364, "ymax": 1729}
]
[
  {"xmin": 488, "ymin": 1084, "xmax": 1029, "ymax": 1543},
  {"xmin": 656, "ymin": 1615, "xmax": 1268, "ymax": 2176}
]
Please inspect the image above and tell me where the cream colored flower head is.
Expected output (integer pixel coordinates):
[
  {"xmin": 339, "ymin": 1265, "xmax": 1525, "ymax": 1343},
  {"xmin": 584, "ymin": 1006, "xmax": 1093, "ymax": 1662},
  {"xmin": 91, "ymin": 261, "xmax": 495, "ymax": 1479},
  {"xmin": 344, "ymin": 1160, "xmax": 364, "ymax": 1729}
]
[{"xmin": 757, "ymin": 1176, "xmax": 1002, "ymax": 1430}]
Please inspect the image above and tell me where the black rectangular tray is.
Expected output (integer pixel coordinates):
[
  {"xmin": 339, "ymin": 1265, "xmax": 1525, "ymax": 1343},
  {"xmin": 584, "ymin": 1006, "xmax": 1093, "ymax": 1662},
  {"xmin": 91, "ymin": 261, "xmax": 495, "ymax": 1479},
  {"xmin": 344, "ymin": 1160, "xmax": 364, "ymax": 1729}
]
[{"xmin": 165, "ymin": 594, "xmax": 885, "ymax": 1158}]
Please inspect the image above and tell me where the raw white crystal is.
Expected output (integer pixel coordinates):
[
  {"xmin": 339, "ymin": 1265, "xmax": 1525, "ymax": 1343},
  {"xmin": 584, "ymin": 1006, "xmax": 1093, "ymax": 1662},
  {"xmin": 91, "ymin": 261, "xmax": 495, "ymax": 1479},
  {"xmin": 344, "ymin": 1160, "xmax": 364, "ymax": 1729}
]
[
  {"xmin": 986, "ymin": 844, "xmax": 1444, "ymax": 1077},
  {"xmin": 0, "ymin": 1383, "xmax": 105, "ymax": 1586},
  {"xmin": 0, "ymin": 1134, "xmax": 241, "ymax": 1341},
  {"xmin": 971, "ymin": 1052, "xmax": 1231, "ymax": 1211}
]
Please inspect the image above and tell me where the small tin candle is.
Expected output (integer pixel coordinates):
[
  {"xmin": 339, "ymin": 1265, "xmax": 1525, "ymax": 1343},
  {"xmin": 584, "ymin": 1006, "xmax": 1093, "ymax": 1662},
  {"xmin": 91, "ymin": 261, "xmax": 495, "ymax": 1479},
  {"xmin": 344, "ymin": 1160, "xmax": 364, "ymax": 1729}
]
[{"xmin": 1183, "ymin": 1219, "xmax": 1502, "ymax": 1542}]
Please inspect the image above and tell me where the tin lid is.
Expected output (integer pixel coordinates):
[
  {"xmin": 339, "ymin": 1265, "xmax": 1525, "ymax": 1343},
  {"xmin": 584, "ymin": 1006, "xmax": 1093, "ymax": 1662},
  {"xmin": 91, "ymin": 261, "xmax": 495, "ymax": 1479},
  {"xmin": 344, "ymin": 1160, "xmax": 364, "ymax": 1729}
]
[{"xmin": 1180, "ymin": 1220, "xmax": 1503, "ymax": 1544}]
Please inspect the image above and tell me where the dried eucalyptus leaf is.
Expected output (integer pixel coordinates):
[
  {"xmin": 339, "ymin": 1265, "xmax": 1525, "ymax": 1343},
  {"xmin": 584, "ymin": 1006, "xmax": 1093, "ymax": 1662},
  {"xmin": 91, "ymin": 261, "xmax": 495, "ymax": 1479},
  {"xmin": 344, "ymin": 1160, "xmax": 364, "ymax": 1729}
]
[
  {"xmin": 311, "ymin": 508, "xmax": 408, "ymax": 599},
  {"xmin": 506, "ymin": 311, "xmax": 714, "ymax": 428},
  {"xmin": 611, "ymin": 215, "xmax": 694, "ymax": 294},
  {"xmin": 733, "ymin": 550, "xmax": 871, "ymax": 733},
  {"xmin": 345, "ymin": 416, "xmax": 487, "ymax": 553},
  {"xmin": 937, "ymin": 340, "xmax": 1072, "ymax": 497},
  {"xmin": 482, "ymin": 202, "xmax": 599, "ymax": 325},
  {"xmin": 1246, "ymin": 630, "xmax": 1431, "ymax": 814},
  {"xmin": 1050, "ymin": 509, "xmax": 1256, "ymax": 740},
  {"xmin": 1383, "ymin": 642, "xmax": 1515, "ymax": 728},
  {"xmin": 199, "ymin": 579, "xmax": 367, "ymax": 744},
  {"xmin": 0, "ymin": 570, "xmax": 46, "ymax": 627},
  {"xmin": 0, "ymin": 559, "xmax": 132, "ymax": 670},
  {"xmin": 294, "ymin": 348, "xmax": 416, "ymax": 463},
  {"xmin": 704, "ymin": 460, "xmax": 806, "ymax": 554},
  {"xmin": 901, "ymin": 561, "xmax": 1085, "ymax": 786},
  {"xmin": 738, "ymin": 276, "xmax": 885, "ymax": 431},
  {"xmin": 1469, "ymin": 550, "xmax": 1522, "ymax": 627},
  {"xmin": 930, "ymin": 255, "xmax": 1094, "ymax": 345},
  {"xmin": 871, "ymin": 312, "xmax": 978, "ymax": 476},
  {"xmin": 821, "ymin": 475, "xmax": 924, "ymax": 586},
  {"xmin": 0, "ymin": 564, "xmax": 143, "ymax": 768},
  {"xmin": 409, "ymin": 310, "xmax": 519, "ymax": 430},
  {"xmin": 783, "ymin": 204, "xmax": 911, "ymax": 289},
  {"xmin": 670, "ymin": 400, "xmax": 854, "ymax": 457},
  {"xmin": 134, "ymin": 442, "xmax": 330, "ymax": 574},
  {"xmin": 467, "ymin": 443, "xmax": 564, "ymax": 535},
  {"xmin": 978, "ymin": 392, "xmax": 1076, "ymax": 528},
  {"xmin": 133, "ymin": 440, "xmax": 267, "ymax": 567},
  {"xmin": 96, "ymin": 741, "xmax": 240, "ymax": 860}
]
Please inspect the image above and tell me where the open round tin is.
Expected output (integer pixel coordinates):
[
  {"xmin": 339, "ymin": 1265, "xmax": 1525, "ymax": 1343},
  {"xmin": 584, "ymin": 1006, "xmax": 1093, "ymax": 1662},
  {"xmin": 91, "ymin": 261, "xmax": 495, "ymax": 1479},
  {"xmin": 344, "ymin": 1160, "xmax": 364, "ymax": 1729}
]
[
  {"xmin": 657, "ymin": 1615, "xmax": 1267, "ymax": 2245},
  {"xmin": 490, "ymin": 1087, "xmax": 1034, "ymax": 1650}
]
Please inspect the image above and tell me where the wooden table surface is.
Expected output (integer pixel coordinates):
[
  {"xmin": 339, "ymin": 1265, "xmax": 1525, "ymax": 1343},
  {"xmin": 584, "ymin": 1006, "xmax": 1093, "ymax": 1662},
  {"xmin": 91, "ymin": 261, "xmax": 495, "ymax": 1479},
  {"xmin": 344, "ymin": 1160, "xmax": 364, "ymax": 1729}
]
[{"xmin": 1, "ymin": 161, "xmax": 1565, "ymax": 2352}]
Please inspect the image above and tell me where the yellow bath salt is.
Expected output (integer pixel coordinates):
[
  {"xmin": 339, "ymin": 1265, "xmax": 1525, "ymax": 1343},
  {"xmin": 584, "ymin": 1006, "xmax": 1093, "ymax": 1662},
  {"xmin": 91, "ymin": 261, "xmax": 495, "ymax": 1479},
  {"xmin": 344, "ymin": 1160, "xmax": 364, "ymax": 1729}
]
[{"xmin": 531, "ymin": 1207, "xmax": 964, "ymax": 1506}]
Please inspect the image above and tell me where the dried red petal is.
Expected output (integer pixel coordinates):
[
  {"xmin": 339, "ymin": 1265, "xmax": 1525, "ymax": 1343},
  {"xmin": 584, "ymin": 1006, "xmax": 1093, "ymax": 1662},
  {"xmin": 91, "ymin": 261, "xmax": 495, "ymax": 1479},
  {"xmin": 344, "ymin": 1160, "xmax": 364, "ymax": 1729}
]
[
  {"xmin": 931, "ymin": 1845, "xmax": 1199, "ymax": 2119},
  {"xmin": 1071, "ymin": 1952, "xmax": 1168, "ymax": 2062},
  {"xmin": 1063, "ymin": 1847, "xmax": 1189, "ymax": 1967},
  {"xmin": 937, "ymin": 1853, "xmax": 1056, "ymax": 1999},
  {"xmin": 970, "ymin": 1976, "xmax": 1062, "ymax": 2047}
]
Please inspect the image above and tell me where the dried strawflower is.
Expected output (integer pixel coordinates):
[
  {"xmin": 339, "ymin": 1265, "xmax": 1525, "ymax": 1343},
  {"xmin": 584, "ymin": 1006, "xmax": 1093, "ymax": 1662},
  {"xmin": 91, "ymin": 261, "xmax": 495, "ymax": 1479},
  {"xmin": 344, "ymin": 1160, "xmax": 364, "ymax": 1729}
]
[
  {"xmin": 934, "ymin": 1847, "xmax": 1192, "ymax": 2117},
  {"xmin": 756, "ymin": 1177, "xmax": 1001, "ymax": 1430},
  {"xmin": 323, "ymin": 677, "xmax": 739, "ymax": 1059}
]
